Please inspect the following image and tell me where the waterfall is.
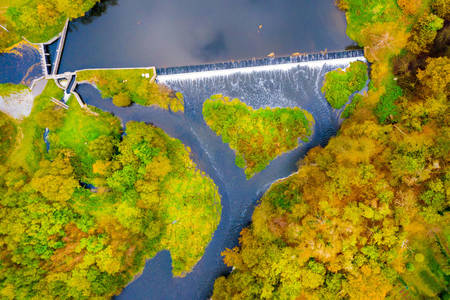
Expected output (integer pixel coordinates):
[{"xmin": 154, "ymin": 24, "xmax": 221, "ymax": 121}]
[
  {"xmin": 156, "ymin": 49, "xmax": 364, "ymax": 75},
  {"xmin": 157, "ymin": 54, "xmax": 366, "ymax": 148}
]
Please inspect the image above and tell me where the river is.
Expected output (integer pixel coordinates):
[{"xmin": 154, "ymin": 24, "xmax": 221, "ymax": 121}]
[{"xmin": 75, "ymin": 54, "xmax": 366, "ymax": 300}]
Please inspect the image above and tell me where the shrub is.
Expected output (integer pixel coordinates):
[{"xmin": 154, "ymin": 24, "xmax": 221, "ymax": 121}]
[{"xmin": 112, "ymin": 93, "xmax": 131, "ymax": 107}]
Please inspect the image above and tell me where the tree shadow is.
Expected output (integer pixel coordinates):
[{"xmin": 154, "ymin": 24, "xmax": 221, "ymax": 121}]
[{"xmin": 69, "ymin": 0, "xmax": 118, "ymax": 31}]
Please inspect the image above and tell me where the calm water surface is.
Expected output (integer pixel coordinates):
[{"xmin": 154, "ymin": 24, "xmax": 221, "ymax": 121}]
[
  {"xmin": 59, "ymin": 0, "xmax": 353, "ymax": 72},
  {"xmin": 0, "ymin": 43, "xmax": 42, "ymax": 85}
]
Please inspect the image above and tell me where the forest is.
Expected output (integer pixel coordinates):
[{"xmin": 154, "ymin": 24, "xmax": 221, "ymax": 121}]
[
  {"xmin": 212, "ymin": 0, "xmax": 449, "ymax": 299},
  {"xmin": 0, "ymin": 80, "xmax": 221, "ymax": 298},
  {"xmin": 203, "ymin": 95, "xmax": 314, "ymax": 178},
  {"xmin": 76, "ymin": 69, "xmax": 184, "ymax": 111},
  {"xmin": 0, "ymin": 0, "xmax": 99, "ymax": 50}
]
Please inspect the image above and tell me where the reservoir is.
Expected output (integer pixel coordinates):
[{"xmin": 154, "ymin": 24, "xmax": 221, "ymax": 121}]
[{"xmin": 59, "ymin": 0, "xmax": 353, "ymax": 72}]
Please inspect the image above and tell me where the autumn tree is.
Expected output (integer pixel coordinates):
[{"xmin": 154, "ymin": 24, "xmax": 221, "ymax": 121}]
[
  {"xmin": 88, "ymin": 135, "xmax": 117, "ymax": 160},
  {"xmin": 31, "ymin": 152, "xmax": 79, "ymax": 202}
]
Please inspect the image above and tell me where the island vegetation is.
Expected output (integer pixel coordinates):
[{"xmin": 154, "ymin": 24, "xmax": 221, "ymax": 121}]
[
  {"xmin": 0, "ymin": 0, "xmax": 99, "ymax": 50},
  {"xmin": 203, "ymin": 95, "xmax": 314, "ymax": 178},
  {"xmin": 321, "ymin": 60, "xmax": 368, "ymax": 109},
  {"xmin": 212, "ymin": 0, "xmax": 449, "ymax": 299},
  {"xmin": 76, "ymin": 69, "xmax": 184, "ymax": 111},
  {"xmin": 0, "ymin": 80, "xmax": 220, "ymax": 298}
]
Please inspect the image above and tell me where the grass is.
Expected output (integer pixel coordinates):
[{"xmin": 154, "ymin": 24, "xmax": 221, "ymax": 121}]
[
  {"xmin": 0, "ymin": 83, "xmax": 29, "ymax": 96},
  {"xmin": 203, "ymin": 95, "xmax": 314, "ymax": 178},
  {"xmin": 48, "ymin": 95, "xmax": 122, "ymax": 180},
  {"xmin": 7, "ymin": 80, "xmax": 63, "ymax": 172},
  {"xmin": 374, "ymin": 77, "xmax": 402, "ymax": 123},
  {"xmin": 76, "ymin": 68, "xmax": 184, "ymax": 112},
  {"xmin": 401, "ymin": 237, "xmax": 449, "ymax": 298}
]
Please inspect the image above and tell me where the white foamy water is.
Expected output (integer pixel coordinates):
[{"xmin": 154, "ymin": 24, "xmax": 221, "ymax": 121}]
[{"xmin": 157, "ymin": 56, "xmax": 366, "ymax": 82}]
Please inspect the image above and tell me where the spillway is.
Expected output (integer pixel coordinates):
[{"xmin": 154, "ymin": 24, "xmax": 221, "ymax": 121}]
[
  {"xmin": 75, "ymin": 52, "xmax": 367, "ymax": 300},
  {"xmin": 156, "ymin": 51, "xmax": 366, "ymax": 149}
]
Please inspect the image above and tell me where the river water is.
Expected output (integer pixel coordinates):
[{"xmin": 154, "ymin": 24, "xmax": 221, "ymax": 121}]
[
  {"xmin": 74, "ymin": 55, "xmax": 366, "ymax": 299},
  {"xmin": 59, "ymin": 0, "xmax": 354, "ymax": 72}
]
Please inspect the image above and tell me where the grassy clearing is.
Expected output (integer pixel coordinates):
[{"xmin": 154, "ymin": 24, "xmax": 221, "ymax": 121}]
[
  {"xmin": 76, "ymin": 68, "xmax": 184, "ymax": 112},
  {"xmin": 48, "ymin": 96, "xmax": 122, "ymax": 180},
  {"xmin": 203, "ymin": 95, "xmax": 314, "ymax": 178}
]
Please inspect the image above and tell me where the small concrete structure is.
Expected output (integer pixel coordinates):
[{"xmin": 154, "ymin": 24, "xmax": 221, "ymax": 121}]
[{"xmin": 58, "ymin": 78, "xmax": 69, "ymax": 88}]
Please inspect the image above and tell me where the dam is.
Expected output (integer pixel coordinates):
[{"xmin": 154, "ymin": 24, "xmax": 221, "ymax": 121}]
[{"xmin": 73, "ymin": 51, "xmax": 367, "ymax": 300}]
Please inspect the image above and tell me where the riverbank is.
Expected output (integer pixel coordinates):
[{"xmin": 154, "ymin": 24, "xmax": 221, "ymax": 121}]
[{"xmin": 75, "ymin": 67, "xmax": 184, "ymax": 112}]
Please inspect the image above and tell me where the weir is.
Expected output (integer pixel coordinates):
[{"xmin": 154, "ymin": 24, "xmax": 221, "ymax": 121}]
[
  {"xmin": 156, "ymin": 54, "xmax": 366, "ymax": 157},
  {"xmin": 156, "ymin": 49, "xmax": 363, "ymax": 75},
  {"xmin": 38, "ymin": 44, "xmax": 50, "ymax": 76}
]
